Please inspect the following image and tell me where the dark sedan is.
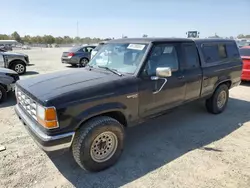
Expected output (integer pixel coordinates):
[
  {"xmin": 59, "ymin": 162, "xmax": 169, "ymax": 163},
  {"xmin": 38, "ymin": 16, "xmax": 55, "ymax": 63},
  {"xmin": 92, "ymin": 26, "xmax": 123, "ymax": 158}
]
[{"xmin": 61, "ymin": 45, "xmax": 96, "ymax": 67}]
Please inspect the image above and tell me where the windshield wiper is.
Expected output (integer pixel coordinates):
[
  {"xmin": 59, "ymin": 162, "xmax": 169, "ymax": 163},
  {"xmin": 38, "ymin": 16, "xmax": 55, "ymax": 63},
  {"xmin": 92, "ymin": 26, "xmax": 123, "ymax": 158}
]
[{"xmin": 98, "ymin": 66, "xmax": 123, "ymax": 76}]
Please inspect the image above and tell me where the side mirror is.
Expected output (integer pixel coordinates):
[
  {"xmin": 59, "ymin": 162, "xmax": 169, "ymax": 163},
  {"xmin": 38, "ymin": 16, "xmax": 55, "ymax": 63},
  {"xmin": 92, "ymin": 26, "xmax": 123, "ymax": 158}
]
[{"xmin": 156, "ymin": 67, "xmax": 172, "ymax": 78}]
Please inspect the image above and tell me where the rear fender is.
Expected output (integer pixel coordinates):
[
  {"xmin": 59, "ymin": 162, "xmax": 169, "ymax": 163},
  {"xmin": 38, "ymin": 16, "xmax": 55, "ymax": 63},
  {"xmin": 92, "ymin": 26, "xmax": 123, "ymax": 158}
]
[{"xmin": 213, "ymin": 77, "xmax": 231, "ymax": 92}]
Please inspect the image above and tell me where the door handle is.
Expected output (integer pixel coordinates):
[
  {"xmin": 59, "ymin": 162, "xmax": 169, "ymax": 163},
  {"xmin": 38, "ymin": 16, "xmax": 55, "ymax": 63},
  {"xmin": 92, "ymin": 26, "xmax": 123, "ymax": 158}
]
[{"xmin": 178, "ymin": 75, "xmax": 184, "ymax": 79}]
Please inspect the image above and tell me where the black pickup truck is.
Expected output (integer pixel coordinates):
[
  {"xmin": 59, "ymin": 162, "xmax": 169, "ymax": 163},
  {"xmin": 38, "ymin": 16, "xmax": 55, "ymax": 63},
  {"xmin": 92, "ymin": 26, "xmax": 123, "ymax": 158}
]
[{"xmin": 15, "ymin": 38, "xmax": 242, "ymax": 172}]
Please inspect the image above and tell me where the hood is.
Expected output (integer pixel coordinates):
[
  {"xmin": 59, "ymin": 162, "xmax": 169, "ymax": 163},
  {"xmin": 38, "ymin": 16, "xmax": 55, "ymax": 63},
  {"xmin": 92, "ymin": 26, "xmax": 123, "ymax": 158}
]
[
  {"xmin": 3, "ymin": 51, "xmax": 27, "ymax": 57},
  {"xmin": 0, "ymin": 68, "xmax": 18, "ymax": 74},
  {"xmin": 17, "ymin": 68, "xmax": 119, "ymax": 104}
]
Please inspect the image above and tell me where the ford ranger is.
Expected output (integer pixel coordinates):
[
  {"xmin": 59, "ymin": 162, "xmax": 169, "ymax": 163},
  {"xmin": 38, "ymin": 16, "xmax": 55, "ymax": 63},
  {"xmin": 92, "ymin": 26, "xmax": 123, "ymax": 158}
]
[{"xmin": 15, "ymin": 38, "xmax": 242, "ymax": 172}]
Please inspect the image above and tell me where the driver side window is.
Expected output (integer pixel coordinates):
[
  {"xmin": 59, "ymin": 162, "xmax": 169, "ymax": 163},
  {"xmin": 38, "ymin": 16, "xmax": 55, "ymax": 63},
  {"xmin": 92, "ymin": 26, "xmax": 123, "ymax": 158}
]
[{"xmin": 144, "ymin": 43, "xmax": 179, "ymax": 76}]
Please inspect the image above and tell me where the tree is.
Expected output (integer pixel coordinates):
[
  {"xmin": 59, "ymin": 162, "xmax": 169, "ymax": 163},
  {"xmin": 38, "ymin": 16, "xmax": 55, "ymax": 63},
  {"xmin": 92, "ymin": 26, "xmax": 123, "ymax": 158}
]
[
  {"xmin": 74, "ymin": 37, "xmax": 81, "ymax": 44},
  {"xmin": 0, "ymin": 34, "xmax": 11, "ymax": 40},
  {"xmin": 54, "ymin": 37, "xmax": 64, "ymax": 44},
  {"xmin": 63, "ymin": 36, "xmax": 73, "ymax": 44},
  {"xmin": 11, "ymin": 31, "xmax": 22, "ymax": 42},
  {"xmin": 237, "ymin": 34, "xmax": 245, "ymax": 39},
  {"xmin": 22, "ymin": 35, "xmax": 32, "ymax": 44},
  {"xmin": 142, "ymin": 34, "xmax": 148, "ymax": 38},
  {"xmin": 43, "ymin": 35, "xmax": 55, "ymax": 44}
]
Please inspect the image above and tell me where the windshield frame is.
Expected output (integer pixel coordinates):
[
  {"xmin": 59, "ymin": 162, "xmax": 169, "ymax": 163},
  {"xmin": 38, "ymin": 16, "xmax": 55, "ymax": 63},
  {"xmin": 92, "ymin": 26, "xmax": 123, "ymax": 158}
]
[{"xmin": 88, "ymin": 42, "xmax": 151, "ymax": 76}]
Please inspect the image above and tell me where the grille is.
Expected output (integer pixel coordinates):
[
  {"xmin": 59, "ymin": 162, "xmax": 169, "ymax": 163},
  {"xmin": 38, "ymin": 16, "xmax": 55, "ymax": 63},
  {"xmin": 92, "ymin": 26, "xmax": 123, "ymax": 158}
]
[{"xmin": 16, "ymin": 87, "xmax": 37, "ymax": 121}]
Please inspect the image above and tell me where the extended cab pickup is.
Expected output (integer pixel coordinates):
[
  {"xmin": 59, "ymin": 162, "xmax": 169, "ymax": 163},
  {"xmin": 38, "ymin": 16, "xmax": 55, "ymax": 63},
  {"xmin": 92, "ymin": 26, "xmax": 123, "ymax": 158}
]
[{"xmin": 15, "ymin": 38, "xmax": 242, "ymax": 172}]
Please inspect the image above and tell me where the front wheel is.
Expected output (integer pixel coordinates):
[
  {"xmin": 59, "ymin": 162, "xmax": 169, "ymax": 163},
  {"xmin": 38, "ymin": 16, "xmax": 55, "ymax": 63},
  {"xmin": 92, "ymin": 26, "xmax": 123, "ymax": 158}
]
[
  {"xmin": 72, "ymin": 116, "xmax": 125, "ymax": 172},
  {"xmin": 206, "ymin": 84, "xmax": 229, "ymax": 114},
  {"xmin": 11, "ymin": 61, "xmax": 26, "ymax": 75}
]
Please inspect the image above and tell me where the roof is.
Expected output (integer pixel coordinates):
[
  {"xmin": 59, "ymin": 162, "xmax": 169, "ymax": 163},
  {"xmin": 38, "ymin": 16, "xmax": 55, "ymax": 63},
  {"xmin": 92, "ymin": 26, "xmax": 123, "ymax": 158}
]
[
  {"xmin": 107, "ymin": 38, "xmax": 193, "ymax": 43},
  {"xmin": 0, "ymin": 40, "xmax": 17, "ymax": 42},
  {"xmin": 106, "ymin": 38, "xmax": 236, "ymax": 44},
  {"xmin": 193, "ymin": 38, "xmax": 236, "ymax": 43}
]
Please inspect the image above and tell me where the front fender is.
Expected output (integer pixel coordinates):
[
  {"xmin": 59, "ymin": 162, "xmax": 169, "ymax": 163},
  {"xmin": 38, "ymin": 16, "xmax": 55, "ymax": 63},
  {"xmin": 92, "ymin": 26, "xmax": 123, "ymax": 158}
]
[
  {"xmin": 8, "ymin": 58, "xmax": 26, "ymax": 67},
  {"xmin": 74, "ymin": 102, "xmax": 127, "ymax": 130}
]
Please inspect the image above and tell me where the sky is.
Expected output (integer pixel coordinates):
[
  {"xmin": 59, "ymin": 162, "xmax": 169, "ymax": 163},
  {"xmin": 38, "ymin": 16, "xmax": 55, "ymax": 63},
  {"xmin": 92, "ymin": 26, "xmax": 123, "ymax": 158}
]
[{"xmin": 1, "ymin": 0, "xmax": 250, "ymax": 38}]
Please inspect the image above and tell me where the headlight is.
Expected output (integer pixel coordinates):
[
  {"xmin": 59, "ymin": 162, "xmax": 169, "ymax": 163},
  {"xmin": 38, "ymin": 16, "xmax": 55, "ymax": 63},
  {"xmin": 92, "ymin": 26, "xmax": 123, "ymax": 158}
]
[
  {"xmin": 37, "ymin": 104, "xmax": 45, "ymax": 120},
  {"xmin": 37, "ymin": 104, "xmax": 59, "ymax": 129}
]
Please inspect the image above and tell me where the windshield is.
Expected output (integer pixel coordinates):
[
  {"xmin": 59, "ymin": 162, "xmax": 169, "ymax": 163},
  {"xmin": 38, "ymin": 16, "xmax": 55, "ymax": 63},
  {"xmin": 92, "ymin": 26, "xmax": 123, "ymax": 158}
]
[
  {"xmin": 239, "ymin": 48, "xmax": 250, "ymax": 56},
  {"xmin": 93, "ymin": 43, "xmax": 106, "ymax": 51},
  {"xmin": 89, "ymin": 43, "xmax": 148, "ymax": 74}
]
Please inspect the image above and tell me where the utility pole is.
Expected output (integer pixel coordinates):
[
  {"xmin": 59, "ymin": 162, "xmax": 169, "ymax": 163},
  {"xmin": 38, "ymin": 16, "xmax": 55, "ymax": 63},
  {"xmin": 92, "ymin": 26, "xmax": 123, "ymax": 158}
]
[
  {"xmin": 77, "ymin": 21, "xmax": 79, "ymax": 38},
  {"xmin": 76, "ymin": 21, "xmax": 79, "ymax": 45}
]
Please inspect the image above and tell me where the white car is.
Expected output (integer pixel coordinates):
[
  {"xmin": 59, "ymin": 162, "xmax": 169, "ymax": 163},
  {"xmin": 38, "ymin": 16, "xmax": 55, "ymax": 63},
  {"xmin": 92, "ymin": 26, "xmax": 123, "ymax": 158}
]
[{"xmin": 21, "ymin": 45, "xmax": 31, "ymax": 50}]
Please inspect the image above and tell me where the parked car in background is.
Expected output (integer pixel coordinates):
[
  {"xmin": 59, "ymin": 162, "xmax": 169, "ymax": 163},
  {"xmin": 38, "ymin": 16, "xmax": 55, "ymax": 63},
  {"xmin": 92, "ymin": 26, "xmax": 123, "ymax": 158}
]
[
  {"xmin": 0, "ymin": 48, "xmax": 7, "ymax": 52},
  {"xmin": 239, "ymin": 46, "xmax": 250, "ymax": 81},
  {"xmin": 15, "ymin": 38, "xmax": 242, "ymax": 172},
  {"xmin": 90, "ymin": 41, "xmax": 107, "ymax": 59},
  {"xmin": 0, "ymin": 44, "xmax": 12, "ymax": 51},
  {"xmin": 0, "ymin": 68, "xmax": 19, "ymax": 103},
  {"xmin": 61, "ymin": 45, "xmax": 96, "ymax": 67},
  {"xmin": 21, "ymin": 45, "xmax": 31, "ymax": 50},
  {"xmin": 0, "ymin": 51, "xmax": 30, "ymax": 74}
]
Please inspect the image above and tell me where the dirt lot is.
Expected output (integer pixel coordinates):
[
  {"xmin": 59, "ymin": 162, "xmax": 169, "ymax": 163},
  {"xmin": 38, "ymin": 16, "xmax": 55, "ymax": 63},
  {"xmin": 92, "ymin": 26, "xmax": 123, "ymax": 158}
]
[{"xmin": 0, "ymin": 48, "xmax": 250, "ymax": 188}]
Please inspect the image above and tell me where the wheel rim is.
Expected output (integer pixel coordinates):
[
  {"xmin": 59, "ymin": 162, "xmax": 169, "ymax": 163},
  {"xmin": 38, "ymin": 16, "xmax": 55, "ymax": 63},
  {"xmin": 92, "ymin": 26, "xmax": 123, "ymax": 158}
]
[
  {"xmin": 90, "ymin": 131, "xmax": 118, "ymax": 163},
  {"xmin": 217, "ymin": 90, "xmax": 227, "ymax": 109},
  {"xmin": 81, "ymin": 59, "xmax": 88, "ymax": 65},
  {"xmin": 15, "ymin": 64, "xmax": 25, "ymax": 73}
]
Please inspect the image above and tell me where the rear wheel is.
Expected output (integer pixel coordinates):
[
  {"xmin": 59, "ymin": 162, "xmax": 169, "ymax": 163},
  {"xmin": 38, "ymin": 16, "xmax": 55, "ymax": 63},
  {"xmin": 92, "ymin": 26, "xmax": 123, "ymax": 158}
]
[
  {"xmin": 0, "ymin": 85, "xmax": 7, "ymax": 103},
  {"xmin": 11, "ymin": 61, "xmax": 26, "ymax": 75},
  {"xmin": 72, "ymin": 116, "xmax": 125, "ymax": 172},
  {"xmin": 206, "ymin": 84, "xmax": 229, "ymax": 114},
  {"xmin": 79, "ymin": 58, "xmax": 89, "ymax": 67}
]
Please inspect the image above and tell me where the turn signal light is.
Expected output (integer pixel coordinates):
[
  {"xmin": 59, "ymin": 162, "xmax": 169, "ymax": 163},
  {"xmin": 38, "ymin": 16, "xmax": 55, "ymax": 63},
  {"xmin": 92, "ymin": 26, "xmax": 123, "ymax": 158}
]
[{"xmin": 37, "ymin": 106, "xmax": 58, "ymax": 129}]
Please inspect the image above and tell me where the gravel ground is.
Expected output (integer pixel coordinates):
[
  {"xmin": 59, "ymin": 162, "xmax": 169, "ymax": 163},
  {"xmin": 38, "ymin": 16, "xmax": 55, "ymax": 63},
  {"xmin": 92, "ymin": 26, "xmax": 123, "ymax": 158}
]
[{"xmin": 0, "ymin": 48, "xmax": 250, "ymax": 188}]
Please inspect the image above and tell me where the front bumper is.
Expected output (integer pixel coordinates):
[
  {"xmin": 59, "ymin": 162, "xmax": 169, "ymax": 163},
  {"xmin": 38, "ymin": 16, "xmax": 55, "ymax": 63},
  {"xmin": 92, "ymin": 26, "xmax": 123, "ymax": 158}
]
[{"xmin": 15, "ymin": 104, "xmax": 75, "ymax": 152}]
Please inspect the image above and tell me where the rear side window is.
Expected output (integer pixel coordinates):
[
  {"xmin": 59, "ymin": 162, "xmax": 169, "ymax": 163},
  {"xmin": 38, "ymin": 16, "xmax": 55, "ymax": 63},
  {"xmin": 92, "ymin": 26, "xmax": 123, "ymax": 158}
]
[
  {"xmin": 202, "ymin": 44, "xmax": 220, "ymax": 63},
  {"xmin": 218, "ymin": 44, "xmax": 227, "ymax": 58},
  {"xmin": 202, "ymin": 42, "xmax": 239, "ymax": 63},
  {"xmin": 182, "ymin": 43, "xmax": 200, "ymax": 69},
  {"xmin": 226, "ymin": 43, "xmax": 240, "ymax": 58}
]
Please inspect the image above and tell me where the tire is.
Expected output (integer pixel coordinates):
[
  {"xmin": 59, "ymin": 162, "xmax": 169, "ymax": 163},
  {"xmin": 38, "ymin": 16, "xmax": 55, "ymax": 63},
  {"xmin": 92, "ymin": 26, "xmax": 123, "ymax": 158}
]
[
  {"xmin": 72, "ymin": 116, "xmax": 125, "ymax": 172},
  {"xmin": 0, "ymin": 85, "xmax": 7, "ymax": 103},
  {"xmin": 206, "ymin": 84, "xmax": 229, "ymax": 114},
  {"xmin": 10, "ymin": 61, "xmax": 26, "ymax": 75},
  {"xmin": 79, "ymin": 58, "xmax": 89, "ymax": 67}
]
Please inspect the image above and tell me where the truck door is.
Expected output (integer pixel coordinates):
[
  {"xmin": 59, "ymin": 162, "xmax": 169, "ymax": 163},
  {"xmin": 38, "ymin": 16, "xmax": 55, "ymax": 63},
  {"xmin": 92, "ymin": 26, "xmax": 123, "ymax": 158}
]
[
  {"xmin": 181, "ymin": 43, "xmax": 203, "ymax": 101},
  {"xmin": 138, "ymin": 43, "xmax": 186, "ymax": 118}
]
